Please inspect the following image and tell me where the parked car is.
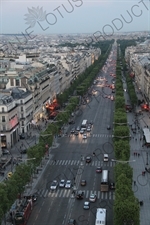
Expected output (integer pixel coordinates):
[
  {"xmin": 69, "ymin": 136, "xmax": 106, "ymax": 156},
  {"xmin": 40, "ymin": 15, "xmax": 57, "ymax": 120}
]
[
  {"xmin": 2, "ymin": 149, "xmax": 10, "ymax": 155},
  {"xmin": 19, "ymin": 134, "xmax": 25, "ymax": 139},
  {"xmin": 59, "ymin": 179, "xmax": 65, "ymax": 188},
  {"xmin": 107, "ymin": 125, "xmax": 111, "ymax": 130},
  {"xmin": 86, "ymin": 156, "xmax": 92, "ymax": 163},
  {"xmin": 89, "ymin": 194, "xmax": 97, "ymax": 202},
  {"xmin": 96, "ymin": 167, "xmax": 102, "ymax": 173},
  {"xmin": 65, "ymin": 180, "xmax": 72, "ymax": 189},
  {"xmin": 76, "ymin": 191, "xmax": 84, "ymax": 199},
  {"xmin": 70, "ymin": 128, "xmax": 75, "ymax": 134},
  {"xmin": 83, "ymin": 201, "xmax": 90, "ymax": 209},
  {"xmin": 69, "ymin": 120, "xmax": 75, "ymax": 124},
  {"xmin": 50, "ymin": 180, "xmax": 58, "ymax": 191},
  {"xmin": 80, "ymin": 179, "xmax": 86, "ymax": 186},
  {"xmin": 20, "ymin": 149, "xmax": 27, "ymax": 154}
]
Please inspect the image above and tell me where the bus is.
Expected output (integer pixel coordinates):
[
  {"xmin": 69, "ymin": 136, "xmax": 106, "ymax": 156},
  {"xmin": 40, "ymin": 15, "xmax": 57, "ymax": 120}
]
[
  {"xmin": 81, "ymin": 120, "xmax": 88, "ymax": 130},
  {"xmin": 95, "ymin": 208, "xmax": 107, "ymax": 225},
  {"xmin": 14, "ymin": 197, "xmax": 33, "ymax": 225},
  {"xmin": 100, "ymin": 170, "xmax": 109, "ymax": 192}
]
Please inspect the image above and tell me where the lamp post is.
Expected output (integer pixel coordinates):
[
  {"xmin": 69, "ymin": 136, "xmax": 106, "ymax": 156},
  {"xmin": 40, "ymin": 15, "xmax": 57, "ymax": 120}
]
[{"xmin": 146, "ymin": 151, "xmax": 149, "ymax": 165}]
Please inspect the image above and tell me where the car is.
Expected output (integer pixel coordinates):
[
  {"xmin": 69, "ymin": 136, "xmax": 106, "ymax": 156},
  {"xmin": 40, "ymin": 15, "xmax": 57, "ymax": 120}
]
[
  {"xmin": 80, "ymin": 179, "xmax": 86, "ymax": 186},
  {"xmin": 74, "ymin": 131, "xmax": 79, "ymax": 136},
  {"xmin": 70, "ymin": 128, "xmax": 75, "ymax": 134},
  {"xmin": 69, "ymin": 120, "xmax": 75, "ymax": 124},
  {"xmin": 68, "ymin": 219, "xmax": 76, "ymax": 225},
  {"xmin": 83, "ymin": 201, "xmax": 90, "ymax": 209},
  {"xmin": 96, "ymin": 167, "xmax": 102, "ymax": 173},
  {"xmin": 19, "ymin": 134, "xmax": 25, "ymax": 139},
  {"xmin": 50, "ymin": 180, "xmax": 58, "ymax": 190},
  {"xmin": 86, "ymin": 127, "xmax": 91, "ymax": 132},
  {"xmin": 2, "ymin": 149, "xmax": 10, "ymax": 155},
  {"xmin": 104, "ymin": 154, "xmax": 109, "ymax": 162},
  {"xmin": 107, "ymin": 125, "xmax": 111, "ymax": 130},
  {"xmin": 83, "ymin": 134, "xmax": 87, "ymax": 139},
  {"xmin": 76, "ymin": 126, "xmax": 80, "ymax": 131},
  {"xmin": 89, "ymin": 120, "xmax": 93, "ymax": 125},
  {"xmin": 86, "ymin": 156, "xmax": 92, "ymax": 163},
  {"xmin": 80, "ymin": 128, "xmax": 85, "ymax": 134},
  {"xmin": 89, "ymin": 194, "xmax": 97, "ymax": 202},
  {"xmin": 65, "ymin": 180, "xmax": 72, "ymax": 189},
  {"xmin": 59, "ymin": 179, "xmax": 65, "ymax": 188},
  {"xmin": 20, "ymin": 149, "xmax": 27, "ymax": 154},
  {"xmin": 109, "ymin": 182, "xmax": 115, "ymax": 190},
  {"xmin": 76, "ymin": 190, "xmax": 84, "ymax": 199}
]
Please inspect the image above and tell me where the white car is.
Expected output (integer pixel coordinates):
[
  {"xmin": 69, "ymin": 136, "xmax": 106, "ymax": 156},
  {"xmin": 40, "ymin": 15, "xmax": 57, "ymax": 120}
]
[
  {"xmin": 87, "ymin": 127, "xmax": 91, "ymax": 132},
  {"xmin": 83, "ymin": 134, "xmax": 87, "ymax": 139},
  {"xmin": 83, "ymin": 201, "xmax": 90, "ymax": 209},
  {"xmin": 104, "ymin": 154, "xmax": 109, "ymax": 162},
  {"xmin": 80, "ymin": 128, "xmax": 85, "ymax": 134},
  {"xmin": 65, "ymin": 180, "xmax": 72, "ymax": 189},
  {"xmin": 50, "ymin": 180, "xmax": 58, "ymax": 190},
  {"xmin": 59, "ymin": 179, "xmax": 65, "ymax": 188},
  {"xmin": 89, "ymin": 194, "xmax": 97, "ymax": 202}
]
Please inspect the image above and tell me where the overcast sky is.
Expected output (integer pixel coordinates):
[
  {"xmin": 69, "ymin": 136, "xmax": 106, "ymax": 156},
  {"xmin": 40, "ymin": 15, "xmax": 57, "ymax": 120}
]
[{"xmin": 1, "ymin": 0, "xmax": 150, "ymax": 34}]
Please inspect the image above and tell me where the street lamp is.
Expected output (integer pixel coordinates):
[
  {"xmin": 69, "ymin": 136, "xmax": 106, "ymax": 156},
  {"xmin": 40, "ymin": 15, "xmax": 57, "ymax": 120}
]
[{"xmin": 112, "ymin": 159, "xmax": 136, "ymax": 164}]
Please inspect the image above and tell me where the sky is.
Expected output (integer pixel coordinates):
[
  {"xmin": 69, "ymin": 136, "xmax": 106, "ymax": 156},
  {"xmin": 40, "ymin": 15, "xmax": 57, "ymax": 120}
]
[{"xmin": 0, "ymin": 0, "xmax": 150, "ymax": 34}]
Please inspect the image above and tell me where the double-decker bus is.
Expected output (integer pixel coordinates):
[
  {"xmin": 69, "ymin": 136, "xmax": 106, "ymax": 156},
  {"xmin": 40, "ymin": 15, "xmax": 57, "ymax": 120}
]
[
  {"xmin": 95, "ymin": 208, "xmax": 107, "ymax": 225},
  {"xmin": 14, "ymin": 197, "xmax": 33, "ymax": 225},
  {"xmin": 81, "ymin": 120, "xmax": 88, "ymax": 130},
  {"xmin": 100, "ymin": 170, "xmax": 109, "ymax": 192}
]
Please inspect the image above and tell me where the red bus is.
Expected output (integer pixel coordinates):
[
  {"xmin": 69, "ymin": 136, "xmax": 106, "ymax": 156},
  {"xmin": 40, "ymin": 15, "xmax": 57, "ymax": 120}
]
[{"xmin": 14, "ymin": 197, "xmax": 33, "ymax": 225}]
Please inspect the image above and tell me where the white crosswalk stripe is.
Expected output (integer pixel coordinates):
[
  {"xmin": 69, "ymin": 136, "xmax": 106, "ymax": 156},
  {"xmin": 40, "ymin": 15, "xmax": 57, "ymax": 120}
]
[
  {"xmin": 39, "ymin": 189, "xmax": 115, "ymax": 200},
  {"xmin": 61, "ymin": 134, "xmax": 113, "ymax": 138},
  {"xmin": 49, "ymin": 160, "xmax": 116, "ymax": 167}
]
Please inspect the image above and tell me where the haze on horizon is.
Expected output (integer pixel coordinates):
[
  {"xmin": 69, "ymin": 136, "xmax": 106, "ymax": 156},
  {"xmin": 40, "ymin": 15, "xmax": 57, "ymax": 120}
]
[{"xmin": 0, "ymin": 0, "xmax": 150, "ymax": 35}]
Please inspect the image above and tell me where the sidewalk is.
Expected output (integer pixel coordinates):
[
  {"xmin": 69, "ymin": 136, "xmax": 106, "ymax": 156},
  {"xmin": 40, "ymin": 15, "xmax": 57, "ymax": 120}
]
[{"xmin": 123, "ymin": 76, "xmax": 150, "ymax": 225}]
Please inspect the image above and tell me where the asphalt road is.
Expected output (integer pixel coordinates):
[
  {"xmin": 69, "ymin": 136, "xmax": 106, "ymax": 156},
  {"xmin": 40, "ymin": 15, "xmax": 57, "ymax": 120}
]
[{"xmin": 27, "ymin": 45, "xmax": 117, "ymax": 225}]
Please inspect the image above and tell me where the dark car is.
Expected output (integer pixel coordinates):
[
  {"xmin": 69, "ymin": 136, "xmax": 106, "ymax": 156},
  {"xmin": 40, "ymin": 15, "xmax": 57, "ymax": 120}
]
[
  {"xmin": 68, "ymin": 219, "xmax": 76, "ymax": 225},
  {"xmin": 80, "ymin": 179, "xmax": 86, "ymax": 186},
  {"xmin": 70, "ymin": 128, "xmax": 75, "ymax": 134},
  {"xmin": 107, "ymin": 125, "xmax": 111, "ymax": 130},
  {"xmin": 20, "ymin": 149, "xmax": 27, "ymax": 154},
  {"xmin": 76, "ymin": 191, "xmax": 84, "ymax": 199},
  {"xmin": 109, "ymin": 182, "xmax": 115, "ymax": 190},
  {"xmin": 96, "ymin": 167, "xmax": 102, "ymax": 173},
  {"xmin": 19, "ymin": 134, "xmax": 25, "ymax": 139},
  {"xmin": 74, "ymin": 131, "xmax": 79, "ymax": 136},
  {"xmin": 69, "ymin": 120, "xmax": 75, "ymax": 124},
  {"xmin": 86, "ymin": 156, "xmax": 92, "ymax": 163}
]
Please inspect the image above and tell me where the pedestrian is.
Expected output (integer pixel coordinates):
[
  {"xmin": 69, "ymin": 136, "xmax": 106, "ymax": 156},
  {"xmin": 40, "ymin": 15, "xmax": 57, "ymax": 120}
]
[
  {"xmin": 54, "ymin": 160, "xmax": 56, "ymax": 164},
  {"xmin": 135, "ymin": 152, "xmax": 137, "ymax": 156},
  {"xmin": 134, "ymin": 181, "xmax": 136, "ymax": 185},
  {"xmin": 134, "ymin": 152, "xmax": 136, "ymax": 156},
  {"xmin": 138, "ymin": 153, "xmax": 140, "ymax": 157}
]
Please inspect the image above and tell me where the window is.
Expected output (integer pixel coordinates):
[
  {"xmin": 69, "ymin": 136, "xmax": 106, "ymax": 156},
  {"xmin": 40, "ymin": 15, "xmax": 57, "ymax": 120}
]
[
  {"xmin": 21, "ymin": 106, "xmax": 23, "ymax": 112},
  {"xmin": 2, "ymin": 116, "xmax": 5, "ymax": 122},
  {"xmin": 21, "ymin": 114, "xmax": 24, "ymax": 118},
  {"xmin": 10, "ymin": 78, "xmax": 14, "ymax": 86},
  {"xmin": 15, "ymin": 78, "xmax": 20, "ymax": 86},
  {"xmin": 2, "ymin": 107, "xmax": 4, "ymax": 112},
  {"xmin": 20, "ymin": 100, "xmax": 23, "ymax": 104},
  {"xmin": 2, "ymin": 125, "xmax": 6, "ymax": 131},
  {"xmin": 22, "ymin": 121, "xmax": 24, "ymax": 126}
]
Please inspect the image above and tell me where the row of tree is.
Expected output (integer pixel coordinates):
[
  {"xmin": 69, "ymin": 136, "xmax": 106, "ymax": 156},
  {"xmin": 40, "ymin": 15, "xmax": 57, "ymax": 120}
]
[
  {"xmin": 113, "ymin": 46, "xmax": 140, "ymax": 225},
  {"xmin": 0, "ymin": 40, "xmax": 113, "ymax": 223}
]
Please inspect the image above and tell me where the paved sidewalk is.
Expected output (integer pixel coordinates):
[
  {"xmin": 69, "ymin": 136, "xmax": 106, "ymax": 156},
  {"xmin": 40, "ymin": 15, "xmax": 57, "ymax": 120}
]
[{"xmin": 123, "ymin": 76, "xmax": 150, "ymax": 225}]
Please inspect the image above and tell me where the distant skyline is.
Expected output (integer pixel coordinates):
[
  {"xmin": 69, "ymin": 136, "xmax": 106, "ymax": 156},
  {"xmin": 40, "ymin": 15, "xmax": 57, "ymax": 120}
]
[{"xmin": 1, "ymin": 0, "xmax": 150, "ymax": 35}]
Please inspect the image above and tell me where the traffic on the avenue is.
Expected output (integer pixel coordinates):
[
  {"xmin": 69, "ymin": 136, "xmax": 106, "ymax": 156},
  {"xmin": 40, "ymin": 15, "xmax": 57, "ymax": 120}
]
[{"xmin": 25, "ymin": 45, "xmax": 117, "ymax": 225}]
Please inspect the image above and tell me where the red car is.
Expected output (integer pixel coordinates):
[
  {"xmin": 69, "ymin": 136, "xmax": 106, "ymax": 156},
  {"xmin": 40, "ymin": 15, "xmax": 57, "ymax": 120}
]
[{"xmin": 96, "ymin": 167, "xmax": 102, "ymax": 173}]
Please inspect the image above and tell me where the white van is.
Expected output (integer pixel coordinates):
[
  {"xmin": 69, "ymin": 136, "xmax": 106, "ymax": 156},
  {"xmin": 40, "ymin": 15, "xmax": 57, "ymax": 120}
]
[{"xmin": 104, "ymin": 154, "xmax": 108, "ymax": 162}]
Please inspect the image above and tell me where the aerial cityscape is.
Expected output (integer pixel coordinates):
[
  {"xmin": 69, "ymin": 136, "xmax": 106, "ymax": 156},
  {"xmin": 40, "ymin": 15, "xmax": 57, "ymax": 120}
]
[{"xmin": 0, "ymin": 0, "xmax": 150, "ymax": 225}]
